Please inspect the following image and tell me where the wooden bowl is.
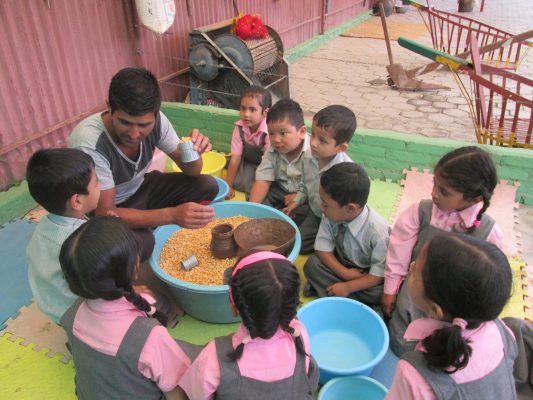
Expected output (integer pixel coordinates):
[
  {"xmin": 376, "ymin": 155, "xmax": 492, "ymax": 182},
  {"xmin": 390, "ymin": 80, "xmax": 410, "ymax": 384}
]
[{"xmin": 233, "ymin": 218, "xmax": 296, "ymax": 257}]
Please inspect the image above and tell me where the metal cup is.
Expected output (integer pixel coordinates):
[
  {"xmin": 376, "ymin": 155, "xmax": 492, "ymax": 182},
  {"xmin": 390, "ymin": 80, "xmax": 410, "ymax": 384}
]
[
  {"xmin": 179, "ymin": 141, "xmax": 200, "ymax": 163},
  {"xmin": 181, "ymin": 255, "xmax": 199, "ymax": 271}
]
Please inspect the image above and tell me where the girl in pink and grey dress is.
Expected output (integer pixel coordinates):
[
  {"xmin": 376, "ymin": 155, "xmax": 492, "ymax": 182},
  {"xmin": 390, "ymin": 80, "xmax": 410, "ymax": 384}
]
[
  {"xmin": 178, "ymin": 251, "xmax": 319, "ymax": 400},
  {"xmin": 387, "ymin": 233, "xmax": 517, "ymax": 399},
  {"xmin": 60, "ymin": 216, "xmax": 200, "ymax": 400}
]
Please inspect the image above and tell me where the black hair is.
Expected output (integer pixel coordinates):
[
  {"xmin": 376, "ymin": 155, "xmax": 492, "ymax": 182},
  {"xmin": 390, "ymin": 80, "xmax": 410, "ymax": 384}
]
[
  {"xmin": 321, "ymin": 162, "xmax": 370, "ymax": 207},
  {"xmin": 108, "ymin": 67, "xmax": 161, "ymax": 116},
  {"xmin": 228, "ymin": 257, "xmax": 305, "ymax": 361},
  {"xmin": 26, "ymin": 148, "xmax": 94, "ymax": 215},
  {"xmin": 313, "ymin": 105, "xmax": 357, "ymax": 145},
  {"xmin": 266, "ymin": 98, "xmax": 305, "ymax": 129},
  {"xmin": 434, "ymin": 146, "xmax": 497, "ymax": 232},
  {"xmin": 240, "ymin": 85, "xmax": 272, "ymax": 111},
  {"xmin": 59, "ymin": 216, "xmax": 168, "ymax": 326},
  {"xmin": 421, "ymin": 233, "xmax": 512, "ymax": 373}
]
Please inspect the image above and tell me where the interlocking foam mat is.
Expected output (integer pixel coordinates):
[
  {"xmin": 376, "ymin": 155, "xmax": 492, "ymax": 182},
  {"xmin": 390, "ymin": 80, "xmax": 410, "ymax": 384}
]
[
  {"xmin": 0, "ymin": 333, "xmax": 75, "ymax": 399},
  {"xmin": 0, "ymin": 219, "xmax": 35, "ymax": 330},
  {"xmin": 1, "ymin": 175, "xmax": 528, "ymax": 398}
]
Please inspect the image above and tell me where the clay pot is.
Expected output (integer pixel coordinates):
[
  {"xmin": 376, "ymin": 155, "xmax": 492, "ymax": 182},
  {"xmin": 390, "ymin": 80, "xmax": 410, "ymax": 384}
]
[
  {"xmin": 211, "ymin": 223, "xmax": 238, "ymax": 259},
  {"xmin": 458, "ymin": 0, "xmax": 474, "ymax": 12}
]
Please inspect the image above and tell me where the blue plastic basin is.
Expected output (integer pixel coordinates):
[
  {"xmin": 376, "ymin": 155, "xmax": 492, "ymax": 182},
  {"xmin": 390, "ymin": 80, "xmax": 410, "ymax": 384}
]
[
  {"xmin": 297, "ymin": 297, "xmax": 389, "ymax": 383},
  {"xmin": 318, "ymin": 376, "xmax": 388, "ymax": 400},
  {"xmin": 150, "ymin": 202, "xmax": 301, "ymax": 323},
  {"xmin": 213, "ymin": 176, "xmax": 229, "ymax": 203}
]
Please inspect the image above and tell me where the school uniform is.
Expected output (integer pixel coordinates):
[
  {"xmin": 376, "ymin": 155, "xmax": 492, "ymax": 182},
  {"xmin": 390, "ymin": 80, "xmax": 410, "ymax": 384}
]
[
  {"xmin": 386, "ymin": 200, "xmax": 503, "ymax": 356},
  {"xmin": 255, "ymin": 134, "xmax": 310, "ymax": 223},
  {"xmin": 387, "ymin": 318, "xmax": 517, "ymax": 400},
  {"xmin": 178, "ymin": 319, "xmax": 319, "ymax": 400},
  {"xmin": 304, "ymin": 206, "xmax": 390, "ymax": 306},
  {"xmin": 293, "ymin": 149, "xmax": 353, "ymax": 254},
  {"xmin": 27, "ymin": 214, "xmax": 86, "ymax": 324},
  {"xmin": 60, "ymin": 296, "xmax": 201, "ymax": 400},
  {"xmin": 230, "ymin": 119, "xmax": 270, "ymax": 197}
]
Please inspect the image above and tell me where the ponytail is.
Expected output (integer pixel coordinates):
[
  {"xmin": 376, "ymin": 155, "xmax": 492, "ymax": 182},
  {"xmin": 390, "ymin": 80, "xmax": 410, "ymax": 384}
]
[
  {"xmin": 467, "ymin": 190, "xmax": 491, "ymax": 232},
  {"xmin": 422, "ymin": 324, "xmax": 472, "ymax": 373},
  {"xmin": 284, "ymin": 325, "xmax": 308, "ymax": 357},
  {"xmin": 123, "ymin": 286, "xmax": 168, "ymax": 326},
  {"xmin": 227, "ymin": 342, "xmax": 245, "ymax": 362}
]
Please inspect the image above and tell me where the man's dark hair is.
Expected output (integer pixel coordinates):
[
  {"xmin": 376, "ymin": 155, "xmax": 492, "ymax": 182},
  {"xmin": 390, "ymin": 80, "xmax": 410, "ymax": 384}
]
[{"xmin": 108, "ymin": 67, "xmax": 161, "ymax": 116}]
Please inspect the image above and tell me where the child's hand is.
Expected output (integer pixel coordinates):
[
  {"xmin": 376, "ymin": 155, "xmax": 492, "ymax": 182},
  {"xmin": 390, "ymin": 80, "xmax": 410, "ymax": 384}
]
[
  {"xmin": 381, "ymin": 293, "xmax": 397, "ymax": 318},
  {"xmin": 283, "ymin": 201, "xmax": 298, "ymax": 217},
  {"xmin": 283, "ymin": 193, "xmax": 296, "ymax": 206},
  {"xmin": 326, "ymin": 282, "xmax": 351, "ymax": 297},
  {"xmin": 226, "ymin": 187, "xmax": 235, "ymax": 200}
]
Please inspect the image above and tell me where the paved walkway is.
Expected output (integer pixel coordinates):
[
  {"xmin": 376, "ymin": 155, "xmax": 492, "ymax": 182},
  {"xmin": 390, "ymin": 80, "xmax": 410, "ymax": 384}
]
[
  {"xmin": 291, "ymin": 0, "xmax": 533, "ymax": 301},
  {"xmin": 292, "ymin": 0, "xmax": 533, "ymax": 141}
]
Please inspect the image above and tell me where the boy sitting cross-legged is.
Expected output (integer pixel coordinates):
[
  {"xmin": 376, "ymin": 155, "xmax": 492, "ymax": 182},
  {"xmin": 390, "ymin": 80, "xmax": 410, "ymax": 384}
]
[
  {"xmin": 249, "ymin": 99, "xmax": 309, "ymax": 223},
  {"xmin": 285, "ymin": 105, "xmax": 357, "ymax": 254},
  {"xmin": 303, "ymin": 162, "xmax": 390, "ymax": 307}
]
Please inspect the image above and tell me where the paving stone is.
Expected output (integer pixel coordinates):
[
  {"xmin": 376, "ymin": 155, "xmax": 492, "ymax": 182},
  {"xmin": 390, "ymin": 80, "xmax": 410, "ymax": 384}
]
[
  {"xmin": 407, "ymin": 99, "xmax": 432, "ymax": 107},
  {"xmin": 417, "ymin": 106, "xmax": 440, "ymax": 113},
  {"xmin": 432, "ymin": 101, "xmax": 457, "ymax": 109},
  {"xmin": 400, "ymin": 110, "xmax": 426, "ymax": 119},
  {"xmin": 427, "ymin": 113, "xmax": 455, "ymax": 123},
  {"xmin": 443, "ymin": 108, "xmax": 470, "ymax": 118}
]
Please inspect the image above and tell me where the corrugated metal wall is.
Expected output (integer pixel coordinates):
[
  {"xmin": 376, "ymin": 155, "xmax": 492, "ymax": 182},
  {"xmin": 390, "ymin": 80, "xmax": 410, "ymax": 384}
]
[{"xmin": 0, "ymin": 0, "xmax": 368, "ymax": 190}]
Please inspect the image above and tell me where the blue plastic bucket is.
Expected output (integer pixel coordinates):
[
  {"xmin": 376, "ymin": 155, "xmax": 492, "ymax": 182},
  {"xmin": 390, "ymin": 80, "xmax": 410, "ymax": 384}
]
[
  {"xmin": 150, "ymin": 202, "xmax": 301, "ymax": 323},
  {"xmin": 297, "ymin": 298, "xmax": 389, "ymax": 383},
  {"xmin": 212, "ymin": 176, "xmax": 229, "ymax": 203},
  {"xmin": 318, "ymin": 376, "xmax": 388, "ymax": 400}
]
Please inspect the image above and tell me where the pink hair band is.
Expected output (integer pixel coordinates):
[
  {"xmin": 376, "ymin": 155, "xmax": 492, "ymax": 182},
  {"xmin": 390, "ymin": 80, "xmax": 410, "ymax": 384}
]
[{"xmin": 229, "ymin": 251, "xmax": 288, "ymax": 306}]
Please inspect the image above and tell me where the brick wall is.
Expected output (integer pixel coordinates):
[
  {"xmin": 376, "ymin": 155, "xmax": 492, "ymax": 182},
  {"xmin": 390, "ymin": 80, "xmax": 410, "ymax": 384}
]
[{"xmin": 162, "ymin": 102, "xmax": 533, "ymax": 205}]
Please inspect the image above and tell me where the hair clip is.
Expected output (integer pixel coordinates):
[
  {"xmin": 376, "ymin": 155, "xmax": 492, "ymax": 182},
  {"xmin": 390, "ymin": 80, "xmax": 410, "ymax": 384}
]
[
  {"xmin": 472, "ymin": 219, "xmax": 481, "ymax": 228},
  {"xmin": 147, "ymin": 306, "xmax": 157, "ymax": 316},
  {"xmin": 452, "ymin": 317, "xmax": 468, "ymax": 330}
]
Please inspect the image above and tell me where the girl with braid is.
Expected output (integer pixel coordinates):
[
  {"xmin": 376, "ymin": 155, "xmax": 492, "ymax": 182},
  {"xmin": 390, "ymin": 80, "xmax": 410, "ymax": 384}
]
[
  {"xmin": 387, "ymin": 234, "xmax": 517, "ymax": 399},
  {"xmin": 382, "ymin": 146, "xmax": 502, "ymax": 356},
  {"xmin": 59, "ymin": 216, "xmax": 199, "ymax": 400},
  {"xmin": 178, "ymin": 251, "xmax": 319, "ymax": 400}
]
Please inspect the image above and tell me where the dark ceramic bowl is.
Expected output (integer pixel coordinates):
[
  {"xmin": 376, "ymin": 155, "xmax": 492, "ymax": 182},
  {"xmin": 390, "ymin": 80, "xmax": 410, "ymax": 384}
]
[{"xmin": 233, "ymin": 218, "xmax": 296, "ymax": 257}]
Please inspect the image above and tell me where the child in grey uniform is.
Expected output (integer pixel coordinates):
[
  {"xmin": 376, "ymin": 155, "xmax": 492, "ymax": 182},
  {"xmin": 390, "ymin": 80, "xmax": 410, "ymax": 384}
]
[
  {"xmin": 303, "ymin": 162, "xmax": 390, "ymax": 306},
  {"xmin": 285, "ymin": 105, "xmax": 356, "ymax": 254},
  {"xmin": 225, "ymin": 85, "xmax": 272, "ymax": 200},
  {"xmin": 250, "ymin": 99, "xmax": 309, "ymax": 224},
  {"xmin": 387, "ymin": 234, "xmax": 517, "ymax": 399},
  {"xmin": 178, "ymin": 251, "xmax": 319, "ymax": 400},
  {"xmin": 60, "ymin": 217, "xmax": 200, "ymax": 400}
]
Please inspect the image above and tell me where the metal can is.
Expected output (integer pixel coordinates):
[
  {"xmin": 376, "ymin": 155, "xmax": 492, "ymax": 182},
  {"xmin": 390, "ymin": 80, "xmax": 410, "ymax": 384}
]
[{"xmin": 181, "ymin": 255, "xmax": 199, "ymax": 271}]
